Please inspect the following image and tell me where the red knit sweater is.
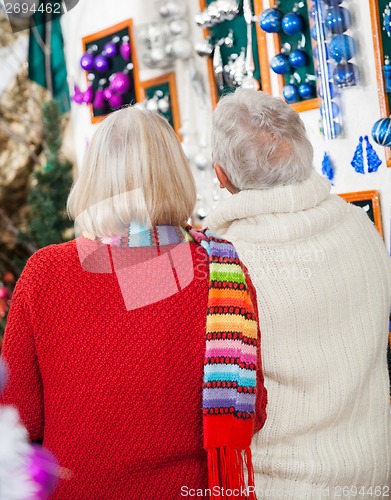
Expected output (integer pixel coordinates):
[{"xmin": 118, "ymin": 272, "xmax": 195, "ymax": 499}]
[{"xmin": 0, "ymin": 239, "xmax": 267, "ymax": 500}]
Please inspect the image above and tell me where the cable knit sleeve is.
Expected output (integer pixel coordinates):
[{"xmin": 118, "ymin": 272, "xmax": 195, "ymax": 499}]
[{"xmin": 0, "ymin": 267, "xmax": 44, "ymax": 442}]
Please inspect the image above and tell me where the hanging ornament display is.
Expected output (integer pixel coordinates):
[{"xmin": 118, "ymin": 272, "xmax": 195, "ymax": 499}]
[
  {"xmin": 139, "ymin": 1, "xmax": 192, "ymax": 69},
  {"xmin": 311, "ymin": 0, "xmax": 358, "ymax": 140},
  {"xmin": 383, "ymin": 2, "xmax": 391, "ymax": 38},
  {"xmin": 259, "ymin": 1, "xmax": 316, "ymax": 106},
  {"xmin": 75, "ymin": 20, "xmax": 140, "ymax": 121}
]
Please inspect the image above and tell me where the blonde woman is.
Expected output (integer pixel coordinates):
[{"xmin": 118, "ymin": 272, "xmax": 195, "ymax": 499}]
[{"xmin": 1, "ymin": 107, "xmax": 267, "ymax": 500}]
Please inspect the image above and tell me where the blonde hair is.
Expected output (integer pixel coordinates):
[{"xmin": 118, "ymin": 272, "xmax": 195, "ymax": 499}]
[
  {"xmin": 212, "ymin": 89, "xmax": 314, "ymax": 189},
  {"xmin": 67, "ymin": 106, "xmax": 196, "ymax": 237}
]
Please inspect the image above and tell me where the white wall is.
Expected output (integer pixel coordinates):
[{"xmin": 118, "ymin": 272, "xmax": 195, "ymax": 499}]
[{"xmin": 61, "ymin": 0, "xmax": 391, "ymax": 250}]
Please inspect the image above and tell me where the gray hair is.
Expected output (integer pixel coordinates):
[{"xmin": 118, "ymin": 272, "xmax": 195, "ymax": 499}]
[{"xmin": 211, "ymin": 88, "xmax": 314, "ymax": 189}]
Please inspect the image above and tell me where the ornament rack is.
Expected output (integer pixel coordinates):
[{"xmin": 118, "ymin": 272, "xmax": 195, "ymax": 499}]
[
  {"xmin": 81, "ymin": 20, "xmax": 141, "ymax": 123},
  {"xmin": 369, "ymin": 0, "xmax": 391, "ymax": 167},
  {"xmin": 139, "ymin": 73, "xmax": 181, "ymax": 138},
  {"xmin": 339, "ymin": 190, "xmax": 383, "ymax": 238},
  {"xmin": 199, "ymin": 0, "xmax": 271, "ymax": 107},
  {"xmin": 269, "ymin": 0, "xmax": 318, "ymax": 111}
]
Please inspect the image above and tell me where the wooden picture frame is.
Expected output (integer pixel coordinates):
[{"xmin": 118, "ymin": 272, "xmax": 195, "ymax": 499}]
[
  {"xmin": 269, "ymin": 0, "xmax": 319, "ymax": 112},
  {"xmin": 82, "ymin": 19, "xmax": 141, "ymax": 124},
  {"xmin": 369, "ymin": 0, "xmax": 391, "ymax": 167},
  {"xmin": 339, "ymin": 190, "xmax": 383, "ymax": 237},
  {"xmin": 139, "ymin": 73, "xmax": 181, "ymax": 138},
  {"xmin": 199, "ymin": 0, "xmax": 271, "ymax": 108}
]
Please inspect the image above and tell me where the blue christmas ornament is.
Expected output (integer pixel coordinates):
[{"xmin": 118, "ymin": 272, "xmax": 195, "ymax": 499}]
[
  {"xmin": 259, "ymin": 8, "xmax": 283, "ymax": 33},
  {"xmin": 298, "ymin": 82, "xmax": 314, "ymax": 99},
  {"xmin": 283, "ymin": 84, "xmax": 299, "ymax": 103},
  {"xmin": 325, "ymin": 7, "xmax": 351, "ymax": 34},
  {"xmin": 311, "ymin": 24, "xmax": 326, "ymax": 41},
  {"xmin": 320, "ymin": 101, "xmax": 340, "ymax": 119},
  {"xmin": 372, "ymin": 117, "xmax": 391, "ymax": 147},
  {"xmin": 289, "ymin": 49, "xmax": 308, "ymax": 68},
  {"xmin": 313, "ymin": 43, "xmax": 329, "ymax": 61},
  {"xmin": 316, "ymin": 62, "xmax": 333, "ymax": 79},
  {"xmin": 329, "ymin": 34, "xmax": 356, "ymax": 62},
  {"xmin": 270, "ymin": 54, "xmax": 291, "ymax": 75},
  {"xmin": 332, "ymin": 122, "xmax": 343, "ymax": 137},
  {"xmin": 318, "ymin": 81, "xmax": 338, "ymax": 99},
  {"xmin": 364, "ymin": 135, "xmax": 382, "ymax": 172},
  {"xmin": 333, "ymin": 62, "xmax": 359, "ymax": 87},
  {"xmin": 351, "ymin": 136, "xmax": 365, "ymax": 174},
  {"xmin": 281, "ymin": 12, "xmax": 304, "ymax": 36},
  {"xmin": 321, "ymin": 152, "xmax": 334, "ymax": 183},
  {"xmin": 322, "ymin": 0, "xmax": 343, "ymax": 4},
  {"xmin": 383, "ymin": 56, "xmax": 391, "ymax": 92}
]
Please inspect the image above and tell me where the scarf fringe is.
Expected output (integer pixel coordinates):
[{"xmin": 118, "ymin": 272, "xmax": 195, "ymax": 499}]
[{"xmin": 207, "ymin": 447, "xmax": 257, "ymax": 500}]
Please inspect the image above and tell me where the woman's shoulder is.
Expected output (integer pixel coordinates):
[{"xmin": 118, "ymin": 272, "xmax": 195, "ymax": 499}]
[{"xmin": 22, "ymin": 240, "xmax": 79, "ymax": 279}]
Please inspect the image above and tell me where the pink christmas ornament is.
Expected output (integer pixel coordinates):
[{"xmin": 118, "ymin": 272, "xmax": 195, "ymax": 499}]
[
  {"xmin": 72, "ymin": 85, "xmax": 84, "ymax": 105},
  {"xmin": 109, "ymin": 93, "xmax": 123, "ymax": 108},
  {"xmin": 93, "ymin": 89, "xmax": 105, "ymax": 110},
  {"xmin": 120, "ymin": 37, "xmax": 131, "ymax": 61},
  {"xmin": 109, "ymin": 72, "xmax": 131, "ymax": 94},
  {"xmin": 103, "ymin": 87, "xmax": 113, "ymax": 101},
  {"xmin": 82, "ymin": 85, "xmax": 94, "ymax": 104},
  {"xmin": 27, "ymin": 445, "xmax": 59, "ymax": 499},
  {"xmin": 0, "ymin": 285, "xmax": 10, "ymax": 300}
]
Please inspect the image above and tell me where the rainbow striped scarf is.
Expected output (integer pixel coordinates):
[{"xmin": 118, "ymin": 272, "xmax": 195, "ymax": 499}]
[
  {"xmin": 90, "ymin": 224, "xmax": 259, "ymax": 499},
  {"xmin": 188, "ymin": 227, "xmax": 258, "ymax": 500}
]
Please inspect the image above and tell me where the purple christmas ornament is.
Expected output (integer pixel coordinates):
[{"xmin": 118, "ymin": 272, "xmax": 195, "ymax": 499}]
[
  {"xmin": 72, "ymin": 85, "xmax": 84, "ymax": 105},
  {"xmin": 80, "ymin": 52, "xmax": 94, "ymax": 71},
  {"xmin": 93, "ymin": 89, "xmax": 106, "ymax": 110},
  {"xmin": 93, "ymin": 54, "xmax": 110, "ymax": 73},
  {"xmin": 82, "ymin": 85, "xmax": 94, "ymax": 104},
  {"xmin": 109, "ymin": 93, "xmax": 123, "ymax": 109},
  {"xmin": 110, "ymin": 72, "xmax": 131, "ymax": 95},
  {"xmin": 103, "ymin": 41, "xmax": 118, "ymax": 58},
  {"xmin": 27, "ymin": 445, "xmax": 59, "ymax": 499}
]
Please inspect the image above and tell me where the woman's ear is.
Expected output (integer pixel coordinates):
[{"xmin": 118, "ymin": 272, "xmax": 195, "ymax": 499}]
[{"xmin": 214, "ymin": 164, "xmax": 238, "ymax": 194}]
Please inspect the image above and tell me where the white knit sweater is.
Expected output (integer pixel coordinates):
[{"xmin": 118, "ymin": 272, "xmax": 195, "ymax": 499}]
[{"xmin": 206, "ymin": 172, "xmax": 391, "ymax": 500}]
